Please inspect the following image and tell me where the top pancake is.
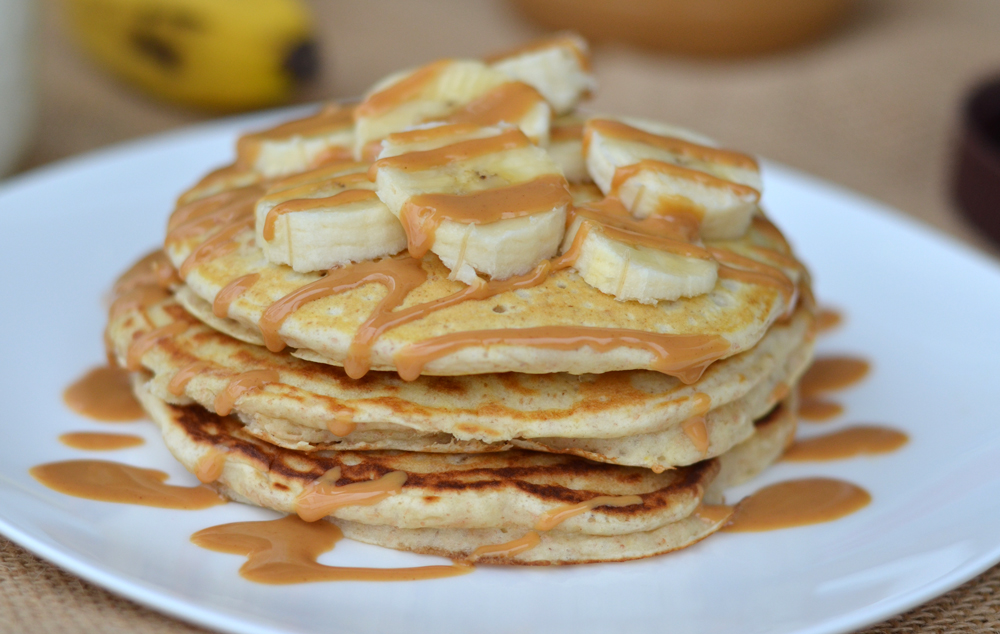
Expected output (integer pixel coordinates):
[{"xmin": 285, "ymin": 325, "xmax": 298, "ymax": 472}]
[{"xmin": 165, "ymin": 208, "xmax": 802, "ymax": 378}]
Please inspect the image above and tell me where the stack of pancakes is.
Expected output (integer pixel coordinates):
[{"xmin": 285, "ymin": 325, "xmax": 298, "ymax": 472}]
[{"xmin": 105, "ymin": 35, "xmax": 816, "ymax": 565}]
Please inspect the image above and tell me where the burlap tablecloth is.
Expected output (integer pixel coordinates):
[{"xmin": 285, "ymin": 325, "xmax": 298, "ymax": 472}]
[{"xmin": 4, "ymin": 1, "xmax": 1000, "ymax": 631}]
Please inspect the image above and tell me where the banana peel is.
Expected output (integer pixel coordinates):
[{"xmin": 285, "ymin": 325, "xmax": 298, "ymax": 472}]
[{"xmin": 63, "ymin": 0, "xmax": 318, "ymax": 111}]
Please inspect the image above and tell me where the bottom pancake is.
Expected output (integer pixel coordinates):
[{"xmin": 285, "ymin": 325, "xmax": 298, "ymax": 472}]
[{"xmin": 133, "ymin": 376, "xmax": 797, "ymax": 564}]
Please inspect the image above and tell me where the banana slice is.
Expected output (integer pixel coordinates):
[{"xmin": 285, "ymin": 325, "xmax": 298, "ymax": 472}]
[
  {"xmin": 236, "ymin": 103, "xmax": 355, "ymax": 178},
  {"xmin": 442, "ymin": 81, "xmax": 551, "ymax": 145},
  {"xmin": 371, "ymin": 123, "xmax": 572, "ymax": 283},
  {"xmin": 547, "ymin": 114, "xmax": 589, "ymax": 183},
  {"xmin": 561, "ymin": 197, "xmax": 719, "ymax": 304},
  {"xmin": 487, "ymin": 33, "xmax": 597, "ymax": 115},
  {"xmin": 353, "ymin": 60, "xmax": 512, "ymax": 160},
  {"xmin": 569, "ymin": 182, "xmax": 603, "ymax": 205},
  {"xmin": 584, "ymin": 116, "xmax": 762, "ymax": 240},
  {"xmin": 255, "ymin": 161, "xmax": 406, "ymax": 272}
]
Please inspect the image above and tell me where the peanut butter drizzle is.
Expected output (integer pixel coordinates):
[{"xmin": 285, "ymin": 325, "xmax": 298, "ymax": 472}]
[
  {"xmin": 266, "ymin": 160, "xmax": 367, "ymax": 195},
  {"xmin": 258, "ymin": 257, "xmax": 427, "ymax": 359},
  {"xmin": 126, "ymin": 321, "xmax": 190, "ymax": 371},
  {"xmin": 112, "ymin": 251, "xmax": 179, "ymax": 296},
  {"xmin": 368, "ymin": 128, "xmax": 531, "ymax": 179},
  {"xmin": 709, "ymin": 248, "xmax": 797, "ymax": 304},
  {"xmin": 693, "ymin": 504, "xmax": 735, "ymax": 525},
  {"xmin": 63, "ymin": 366, "xmax": 146, "ymax": 422},
  {"xmin": 722, "ymin": 478, "xmax": 870, "ymax": 532},
  {"xmin": 109, "ymin": 285, "xmax": 172, "ymax": 323},
  {"xmin": 167, "ymin": 361, "xmax": 212, "ymax": 397},
  {"xmin": 239, "ymin": 103, "xmax": 353, "ymax": 148},
  {"xmin": 191, "ymin": 515, "xmax": 471, "ymax": 584},
  {"xmin": 783, "ymin": 426, "xmax": 908, "ymax": 462},
  {"xmin": 799, "ymin": 397, "xmax": 843, "ymax": 422},
  {"xmin": 355, "ymin": 59, "xmax": 452, "ymax": 119},
  {"xmin": 214, "ymin": 369, "xmax": 280, "ymax": 416},
  {"xmin": 469, "ymin": 531, "xmax": 542, "ymax": 561},
  {"xmin": 262, "ymin": 189, "xmax": 380, "ymax": 241},
  {"xmin": 326, "ymin": 415, "xmax": 357, "ymax": 437},
  {"xmin": 800, "ymin": 356, "xmax": 870, "ymax": 397},
  {"xmin": 295, "ymin": 468, "xmax": 408, "ymax": 522},
  {"xmin": 816, "ymin": 308, "xmax": 843, "ymax": 334},
  {"xmin": 610, "ymin": 159, "xmax": 761, "ymax": 201},
  {"xmin": 194, "ymin": 448, "xmax": 227, "ymax": 483},
  {"xmin": 485, "ymin": 34, "xmax": 592, "ymax": 71},
  {"xmin": 534, "ymin": 495, "xmax": 643, "ymax": 531},
  {"xmin": 309, "ymin": 145, "xmax": 356, "ymax": 168},
  {"xmin": 30, "ymin": 460, "xmax": 227, "ymax": 509},
  {"xmin": 179, "ymin": 217, "xmax": 253, "ymax": 278},
  {"xmin": 550, "ymin": 123, "xmax": 583, "ymax": 142},
  {"xmin": 399, "ymin": 175, "xmax": 572, "ymax": 258},
  {"xmin": 59, "ymin": 432, "xmax": 145, "ymax": 451},
  {"xmin": 394, "ymin": 327, "xmax": 730, "ymax": 383},
  {"xmin": 682, "ymin": 416, "xmax": 710, "ymax": 455},
  {"xmin": 166, "ymin": 185, "xmax": 262, "ymax": 241},
  {"xmin": 213, "ymin": 273, "xmax": 260, "ymax": 318},
  {"xmin": 570, "ymin": 198, "xmax": 710, "ymax": 255},
  {"xmin": 584, "ymin": 119, "xmax": 759, "ymax": 170},
  {"xmin": 444, "ymin": 82, "xmax": 543, "ymax": 128}
]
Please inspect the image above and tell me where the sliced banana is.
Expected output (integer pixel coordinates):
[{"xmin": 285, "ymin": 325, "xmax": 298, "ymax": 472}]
[
  {"xmin": 568, "ymin": 182, "xmax": 603, "ymax": 205},
  {"xmin": 487, "ymin": 33, "xmax": 597, "ymax": 115},
  {"xmin": 353, "ymin": 60, "xmax": 512, "ymax": 160},
  {"xmin": 442, "ymin": 81, "xmax": 551, "ymax": 145},
  {"xmin": 547, "ymin": 114, "xmax": 589, "ymax": 183},
  {"xmin": 561, "ymin": 197, "xmax": 719, "ymax": 304},
  {"xmin": 584, "ymin": 116, "xmax": 762, "ymax": 240},
  {"xmin": 255, "ymin": 161, "xmax": 406, "ymax": 272},
  {"xmin": 236, "ymin": 103, "xmax": 355, "ymax": 178},
  {"xmin": 371, "ymin": 123, "xmax": 572, "ymax": 283}
]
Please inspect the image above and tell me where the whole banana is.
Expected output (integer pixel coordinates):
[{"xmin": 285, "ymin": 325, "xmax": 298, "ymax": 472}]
[{"xmin": 63, "ymin": 0, "xmax": 317, "ymax": 111}]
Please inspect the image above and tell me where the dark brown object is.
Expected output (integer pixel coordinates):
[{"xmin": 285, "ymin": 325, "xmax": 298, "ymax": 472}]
[
  {"xmin": 509, "ymin": 0, "xmax": 854, "ymax": 56},
  {"xmin": 955, "ymin": 76, "xmax": 1000, "ymax": 247}
]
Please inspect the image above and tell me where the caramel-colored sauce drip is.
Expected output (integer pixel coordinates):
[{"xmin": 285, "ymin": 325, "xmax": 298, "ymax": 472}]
[
  {"xmin": 399, "ymin": 175, "xmax": 572, "ymax": 259},
  {"xmin": 126, "ymin": 321, "xmax": 189, "ymax": 371},
  {"xmin": 192, "ymin": 515, "xmax": 471, "ymax": 584},
  {"xmin": 783, "ymin": 426, "xmax": 908, "ymax": 462},
  {"xmin": 534, "ymin": 495, "xmax": 643, "ymax": 531},
  {"xmin": 800, "ymin": 356, "xmax": 870, "ymax": 397},
  {"xmin": 355, "ymin": 60, "xmax": 451, "ymax": 119},
  {"xmin": 799, "ymin": 397, "xmax": 844, "ymax": 422},
  {"xmin": 569, "ymin": 197, "xmax": 709, "ymax": 256},
  {"xmin": 550, "ymin": 123, "xmax": 583, "ymax": 143},
  {"xmin": 167, "ymin": 361, "xmax": 212, "ymax": 397},
  {"xmin": 584, "ymin": 119, "xmax": 759, "ymax": 170},
  {"xmin": 258, "ymin": 257, "xmax": 427, "ymax": 363},
  {"xmin": 693, "ymin": 504, "xmax": 735, "ymax": 525},
  {"xmin": 179, "ymin": 217, "xmax": 253, "ymax": 278},
  {"xmin": 326, "ymin": 415, "xmax": 357, "ymax": 437},
  {"xmin": 112, "ymin": 251, "xmax": 180, "ymax": 296},
  {"xmin": 722, "ymin": 478, "xmax": 870, "ymax": 532},
  {"xmin": 709, "ymin": 248, "xmax": 797, "ymax": 306},
  {"xmin": 469, "ymin": 531, "xmax": 542, "ymax": 561},
  {"xmin": 611, "ymin": 159, "xmax": 760, "ymax": 201},
  {"xmin": 484, "ymin": 34, "xmax": 592, "ymax": 71},
  {"xmin": 213, "ymin": 273, "xmax": 261, "ymax": 318},
  {"xmin": 445, "ymin": 82, "xmax": 543, "ymax": 128},
  {"xmin": 682, "ymin": 416, "xmax": 710, "ymax": 455},
  {"xmin": 30, "ymin": 460, "xmax": 226, "ymax": 509},
  {"xmin": 109, "ymin": 285, "xmax": 172, "ymax": 322},
  {"xmin": 166, "ymin": 186, "xmax": 262, "ymax": 244},
  {"xmin": 59, "ymin": 432, "xmax": 145, "ymax": 451},
  {"xmin": 296, "ymin": 468, "xmax": 407, "ymax": 523},
  {"xmin": 214, "ymin": 369, "xmax": 280, "ymax": 416},
  {"xmin": 368, "ymin": 128, "xmax": 531, "ymax": 179},
  {"xmin": 241, "ymin": 103, "xmax": 353, "ymax": 144},
  {"xmin": 63, "ymin": 366, "xmax": 146, "ymax": 422},
  {"xmin": 262, "ymin": 189, "xmax": 379, "ymax": 241},
  {"xmin": 194, "ymin": 448, "xmax": 227, "ymax": 483},
  {"xmin": 394, "ymin": 326, "xmax": 730, "ymax": 384},
  {"xmin": 815, "ymin": 308, "xmax": 843, "ymax": 334}
]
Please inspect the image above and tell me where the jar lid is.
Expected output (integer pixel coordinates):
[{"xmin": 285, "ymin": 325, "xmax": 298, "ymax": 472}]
[{"xmin": 955, "ymin": 75, "xmax": 1000, "ymax": 246}]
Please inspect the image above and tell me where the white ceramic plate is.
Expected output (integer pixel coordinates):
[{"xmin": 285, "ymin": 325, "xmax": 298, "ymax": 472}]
[{"xmin": 2, "ymin": 110, "xmax": 1000, "ymax": 634}]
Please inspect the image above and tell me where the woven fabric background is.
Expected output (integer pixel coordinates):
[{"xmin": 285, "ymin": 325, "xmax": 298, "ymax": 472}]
[{"xmin": 4, "ymin": 1, "xmax": 1000, "ymax": 632}]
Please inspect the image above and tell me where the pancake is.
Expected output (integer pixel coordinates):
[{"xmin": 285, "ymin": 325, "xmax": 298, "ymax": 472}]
[
  {"xmin": 107, "ymin": 282, "xmax": 813, "ymax": 468},
  {"xmin": 134, "ymin": 377, "xmax": 792, "ymax": 564},
  {"xmin": 164, "ymin": 206, "xmax": 801, "ymax": 378}
]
